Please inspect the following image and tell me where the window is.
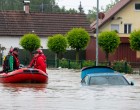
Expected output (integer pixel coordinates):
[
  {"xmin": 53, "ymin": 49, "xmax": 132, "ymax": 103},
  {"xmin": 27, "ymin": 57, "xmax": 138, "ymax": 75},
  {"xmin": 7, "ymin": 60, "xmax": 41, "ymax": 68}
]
[
  {"xmin": 81, "ymin": 76, "xmax": 89, "ymax": 85},
  {"xmin": 124, "ymin": 24, "xmax": 132, "ymax": 34},
  {"xmin": 89, "ymin": 76, "xmax": 129, "ymax": 85},
  {"xmin": 135, "ymin": 3, "xmax": 140, "ymax": 10},
  {"xmin": 111, "ymin": 24, "xmax": 119, "ymax": 33}
]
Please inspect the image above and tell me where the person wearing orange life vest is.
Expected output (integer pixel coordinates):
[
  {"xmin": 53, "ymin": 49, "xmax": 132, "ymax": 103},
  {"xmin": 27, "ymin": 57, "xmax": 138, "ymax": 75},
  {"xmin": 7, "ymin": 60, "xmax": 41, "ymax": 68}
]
[{"xmin": 28, "ymin": 49, "xmax": 47, "ymax": 73}]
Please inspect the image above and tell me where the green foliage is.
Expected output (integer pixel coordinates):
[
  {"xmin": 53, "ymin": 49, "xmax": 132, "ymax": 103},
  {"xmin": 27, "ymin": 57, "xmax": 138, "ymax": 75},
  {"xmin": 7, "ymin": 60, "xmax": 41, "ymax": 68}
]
[
  {"xmin": 59, "ymin": 58, "xmax": 69, "ymax": 68},
  {"xmin": 82, "ymin": 60, "xmax": 95, "ymax": 67},
  {"xmin": 98, "ymin": 31, "xmax": 120, "ymax": 61},
  {"xmin": 59, "ymin": 59, "xmax": 95, "ymax": 69},
  {"xmin": 58, "ymin": 59, "xmax": 108, "ymax": 69},
  {"xmin": 98, "ymin": 31, "xmax": 120, "ymax": 53},
  {"xmin": 20, "ymin": 33, "xmax": 41, "ymax": 52},
  {"xmin": 0, "ymin": 0, "xmax": 79, "ymax": 14},
  {"xmin": 67, "ymin": 28, "xmax": 90, "ymax": 50},
  {"xmin": 87, "ymin": 7, "xmax": 98, "ymax": 23},
  {"xmin": 30, "ymin": 0, "xmax": 60, "ymax": 13},
  {"xmin": 112, "ymin": 60, "xmax": 133, "ymax": 74},
  {"xmin": 87, "ymin": 0, "xmax": 119, "ymax": 23},
  {"xmin": 47, "ymin": 34, "xmax": 67, "ymax": 54},
  {"xmin": 67, "ymin": 28, "xmax": 90, "ymax": 61},
  {"xmin": 101, "ymin": 0, "xmax": 119, "ymax": 12},
  {"xmin": 58, "ymin": 59, "xmax": 81, "ymax": 69},
  {"xmin": 129, "ymin": 30, "xmax": 140, "ymax": 51},
  {"xmin": 70, "ymin": 61, "xmax": 81, "ymax": 69}
]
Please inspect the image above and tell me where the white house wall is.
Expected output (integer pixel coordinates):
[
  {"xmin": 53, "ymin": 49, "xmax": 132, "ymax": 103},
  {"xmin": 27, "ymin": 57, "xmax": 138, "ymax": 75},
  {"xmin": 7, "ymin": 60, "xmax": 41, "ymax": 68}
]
[{"xmin": 0, "ymin": 36, "xmax": 48, "ymax": 56}]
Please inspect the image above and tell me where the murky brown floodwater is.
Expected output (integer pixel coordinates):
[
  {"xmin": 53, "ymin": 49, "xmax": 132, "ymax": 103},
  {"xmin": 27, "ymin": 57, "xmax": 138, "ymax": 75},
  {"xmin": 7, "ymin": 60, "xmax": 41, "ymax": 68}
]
[{"xmin": 0, "ymin": 68, "xmax": 140, "ymax": 110}]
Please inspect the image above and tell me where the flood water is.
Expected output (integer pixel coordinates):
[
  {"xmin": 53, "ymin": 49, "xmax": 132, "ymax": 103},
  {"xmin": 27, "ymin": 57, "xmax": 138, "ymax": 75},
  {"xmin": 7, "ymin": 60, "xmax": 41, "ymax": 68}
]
[{"xmin": 0, "ymin": 68, "xmax": 140, "ymax": 110}]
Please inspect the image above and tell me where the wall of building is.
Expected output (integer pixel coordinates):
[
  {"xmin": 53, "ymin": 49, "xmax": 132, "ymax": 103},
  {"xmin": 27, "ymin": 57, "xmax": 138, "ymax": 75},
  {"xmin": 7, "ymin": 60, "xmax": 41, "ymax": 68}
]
[
  {"xmin": 99, "ymin": 0, "xmax": 140, "ymax": 34},
  {"xmin": 86, "ymin": 0, "xmax": 140, "ymax": 62},
  {"xmin": 0, "ymin": 36, "xmax": 48, "ymax": 56}
]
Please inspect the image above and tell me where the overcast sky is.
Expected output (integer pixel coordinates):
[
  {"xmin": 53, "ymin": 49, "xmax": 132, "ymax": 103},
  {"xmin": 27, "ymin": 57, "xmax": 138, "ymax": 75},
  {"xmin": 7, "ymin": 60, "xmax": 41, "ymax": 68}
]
[{"xmin": 56, "ymin": 0, "xmax": 116, "ymax": 13}]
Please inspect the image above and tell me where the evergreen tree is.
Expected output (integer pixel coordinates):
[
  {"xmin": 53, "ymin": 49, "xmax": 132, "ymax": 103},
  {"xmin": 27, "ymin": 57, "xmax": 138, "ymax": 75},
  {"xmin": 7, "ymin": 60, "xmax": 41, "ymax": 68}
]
[{"xmin": 0, "ymin": 0, "xmax": 79, "ymax": 14}]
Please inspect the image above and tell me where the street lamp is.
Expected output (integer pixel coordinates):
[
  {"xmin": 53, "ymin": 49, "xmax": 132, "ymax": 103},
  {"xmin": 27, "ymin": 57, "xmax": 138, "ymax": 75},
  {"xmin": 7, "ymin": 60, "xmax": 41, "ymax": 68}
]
[{"xmin": 96, "ymin": 0, "xmax": 99, "ymax": 66}]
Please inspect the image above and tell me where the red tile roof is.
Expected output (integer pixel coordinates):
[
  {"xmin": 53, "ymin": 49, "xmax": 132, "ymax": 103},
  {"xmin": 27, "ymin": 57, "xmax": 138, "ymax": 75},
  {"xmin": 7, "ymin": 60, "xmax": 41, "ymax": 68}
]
[
  {"xmin": 90, "ymin": 0, "xmax": 131, "ymax": 31},
  {"xmin": 0, "ymin": 11, "xmax": 92, "ymax": 36}
]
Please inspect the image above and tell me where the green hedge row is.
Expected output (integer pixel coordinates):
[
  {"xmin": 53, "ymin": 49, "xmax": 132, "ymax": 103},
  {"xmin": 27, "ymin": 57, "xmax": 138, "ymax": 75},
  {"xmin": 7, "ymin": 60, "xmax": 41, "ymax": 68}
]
[{"xmin": 57, "ymin": 59, "xmax": 133, "ymax": 73}]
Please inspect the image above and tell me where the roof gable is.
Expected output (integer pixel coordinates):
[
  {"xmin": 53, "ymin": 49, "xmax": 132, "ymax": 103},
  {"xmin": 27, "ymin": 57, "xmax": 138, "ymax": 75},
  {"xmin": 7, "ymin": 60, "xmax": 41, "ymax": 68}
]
[
  {"xmin": 90, "ymin": 0, "xmax": 131, "ymax": 30},
  {"xmin": 0, "ymin": 11, "xmax": 92, "ymax": 36}
]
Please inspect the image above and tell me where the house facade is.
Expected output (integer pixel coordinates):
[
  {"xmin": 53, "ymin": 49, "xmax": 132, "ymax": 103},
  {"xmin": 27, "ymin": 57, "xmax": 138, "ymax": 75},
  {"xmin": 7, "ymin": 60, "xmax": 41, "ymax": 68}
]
[
  {"xmin": 0, "ymin": 2, "xmax": 92, "ymax": 58},
  {"xmin": 87, "ymin": 0, "xmax": 140, "ymax": 62}
]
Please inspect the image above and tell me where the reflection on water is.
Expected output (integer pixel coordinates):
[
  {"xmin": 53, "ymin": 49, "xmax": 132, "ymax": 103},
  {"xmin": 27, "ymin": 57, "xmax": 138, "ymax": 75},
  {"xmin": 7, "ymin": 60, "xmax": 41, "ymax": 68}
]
[
  {"xmin": 0, "ymin": 69, "xmax": 140, "ymax": 110},
  {"xmin": 2, "ymin": 83, "xmax": 47, "ymax": 92}
]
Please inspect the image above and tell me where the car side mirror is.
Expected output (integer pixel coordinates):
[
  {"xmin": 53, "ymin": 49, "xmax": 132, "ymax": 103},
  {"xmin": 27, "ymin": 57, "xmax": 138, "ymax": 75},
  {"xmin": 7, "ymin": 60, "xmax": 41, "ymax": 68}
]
[{"xmin": 130, "ymin": 81, "xmax": 134, "ymax": 86}]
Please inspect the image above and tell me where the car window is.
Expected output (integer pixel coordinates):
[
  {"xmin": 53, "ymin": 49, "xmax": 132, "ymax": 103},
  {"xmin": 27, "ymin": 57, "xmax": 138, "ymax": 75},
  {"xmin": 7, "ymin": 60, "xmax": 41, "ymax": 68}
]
[
  {"xmin": 81, "ymin": 76, "xmax": 89, "ymax": 85},
  {"xmin": 108, "ymin": 76, "xmax": 128, "ymax": 85},
  {"xmin": 89, "ymin": 75, "xmax": 129, "ymax": 85},
  {"xmin": 89, "ymin": 76, "xmax": 108, "ymax": 85}
]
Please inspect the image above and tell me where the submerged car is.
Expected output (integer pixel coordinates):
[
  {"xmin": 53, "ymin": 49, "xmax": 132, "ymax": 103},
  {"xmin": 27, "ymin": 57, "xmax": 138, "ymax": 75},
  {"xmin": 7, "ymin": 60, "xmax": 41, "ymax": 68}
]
[{"xmin": 81, "ymin": 66, "xmax": 134, "ymax": 86}]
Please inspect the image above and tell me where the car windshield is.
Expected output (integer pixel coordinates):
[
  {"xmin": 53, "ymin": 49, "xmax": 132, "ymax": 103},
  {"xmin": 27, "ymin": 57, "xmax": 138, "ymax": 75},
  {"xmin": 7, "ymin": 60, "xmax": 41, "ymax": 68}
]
[{"xmin": 89, "ymin": 75, "xmax": 129, "ymax": 85}]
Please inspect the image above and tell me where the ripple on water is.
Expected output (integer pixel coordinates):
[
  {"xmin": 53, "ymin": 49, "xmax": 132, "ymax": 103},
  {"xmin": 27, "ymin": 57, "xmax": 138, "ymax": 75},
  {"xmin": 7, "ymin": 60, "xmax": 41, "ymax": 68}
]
[{"xmin": 0, "ymin": 69, "xmax": 139, "ymax": 110}]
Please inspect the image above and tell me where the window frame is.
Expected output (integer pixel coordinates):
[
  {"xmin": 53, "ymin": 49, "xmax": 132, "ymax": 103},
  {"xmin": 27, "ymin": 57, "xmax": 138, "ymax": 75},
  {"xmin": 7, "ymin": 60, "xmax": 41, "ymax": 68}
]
[
  {"xmin": 124, "ymin": 24, "xmax": 132, "ymax": 34},
  {"xmin": 135, "ymin": 3, "xmax": 140, "ymax": 11},
  {"xmin": 111, "ymin": 24, "xmax": 119, "ymax": 33}
]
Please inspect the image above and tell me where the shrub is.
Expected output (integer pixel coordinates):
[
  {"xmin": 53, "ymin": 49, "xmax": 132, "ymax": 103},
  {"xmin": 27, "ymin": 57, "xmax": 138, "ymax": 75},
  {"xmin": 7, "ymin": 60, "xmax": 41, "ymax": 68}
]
[
  {"xmin": 59, "ymin": 58, "xmax": 69, "ymax": 68},
  {"xmin": 70, "ymin": 61, "xmax": 81, "ymax": 69},
  {"xmin": 82, "ymin": 60, "xmax": 95, "ymax": 67},
  {"xmin": 112, "ymin": 60, "xmax": 133, "ymax": 74}
]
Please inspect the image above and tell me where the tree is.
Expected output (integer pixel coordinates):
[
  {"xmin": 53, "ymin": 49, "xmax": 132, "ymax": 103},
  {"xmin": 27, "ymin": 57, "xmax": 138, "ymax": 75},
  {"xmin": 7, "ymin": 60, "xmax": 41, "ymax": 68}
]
[
  {"xmin": 102, "ymin": 0, "xmax": 120, "ymax": 12},
  {"xmin": 30, "ymin": 0, "xmax": 57, "ymax": 12},
  {"xmin": 87, "ymin": 7, "xmax": 98, "ymax": 23},
  {"xmin": 47, "ymin": 34, "xmax": 67, "ymax": 64},
  {"xmin": 87, "ymin": 0, "xmax": 119, "ymax": 23},
  {"xmin": 129, "ymin": 30, "xmax": 140, "ymax": 51},
  {"xmin": 98, "ymin": 31, "xmax": 120, "ymax": 62},
  {"xmin": 0, "ymin": 0, "xmax": 79, "ymax": 14},
  {"xmin": 66, "ymin": 28, "xmax": 90, "ymax": 61},
  {"xmin": 19, "ymin": 33, "xmax": 41, "ymax": 53}
]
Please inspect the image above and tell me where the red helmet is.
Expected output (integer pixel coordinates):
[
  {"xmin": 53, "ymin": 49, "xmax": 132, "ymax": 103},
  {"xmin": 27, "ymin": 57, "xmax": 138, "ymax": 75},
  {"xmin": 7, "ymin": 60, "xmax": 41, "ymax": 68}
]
[
  {"xmin": 9, "ymin": 48, "xmax": 13, "ymax": 53},
  {"xmin": 37, "ymin": 49, "xmax": 43, "ymax": 54}
]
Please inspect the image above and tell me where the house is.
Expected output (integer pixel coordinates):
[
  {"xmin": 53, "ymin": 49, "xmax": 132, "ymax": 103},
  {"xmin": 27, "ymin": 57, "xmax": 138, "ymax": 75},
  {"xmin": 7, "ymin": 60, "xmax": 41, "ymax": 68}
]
[
  {"xmin": 87, "ymin": 0, "xmax": 140, "ymax": 63},
  {"xmin": 0, "ymin": 1, "xmax": 93, "ymax": 57}
]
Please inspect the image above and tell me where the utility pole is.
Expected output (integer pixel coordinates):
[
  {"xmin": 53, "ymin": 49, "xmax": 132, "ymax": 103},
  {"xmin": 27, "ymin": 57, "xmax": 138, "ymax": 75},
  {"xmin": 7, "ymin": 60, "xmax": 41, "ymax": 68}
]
[{"xmin": 96, "ymin": 0, "xmax": 99, "ymax": 66}]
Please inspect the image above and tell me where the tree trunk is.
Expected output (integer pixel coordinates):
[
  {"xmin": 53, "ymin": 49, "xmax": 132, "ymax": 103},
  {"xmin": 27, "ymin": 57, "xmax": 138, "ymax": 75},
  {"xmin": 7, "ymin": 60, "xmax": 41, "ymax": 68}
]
[
  {"xmin": 105, "ymin": 52, "xmax": 109, "ymax": 62},
  {"xmin": 55, "ymin": 53, "xmax": 58, "ymax": 68},
  {"xmin": 76, "ymin": 49, "xmax": 79, "ymax": 61}
]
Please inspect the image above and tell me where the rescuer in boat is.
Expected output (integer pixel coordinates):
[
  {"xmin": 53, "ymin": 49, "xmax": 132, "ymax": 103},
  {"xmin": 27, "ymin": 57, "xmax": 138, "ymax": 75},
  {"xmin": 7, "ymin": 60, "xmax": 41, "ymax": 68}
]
[
  {"xmin": 28, "ymin": 49, "xmax": 47, "ymax": 73},
  {"xmin": 1, "ymin": 47, "xmax": 20, "ymax": 73}
]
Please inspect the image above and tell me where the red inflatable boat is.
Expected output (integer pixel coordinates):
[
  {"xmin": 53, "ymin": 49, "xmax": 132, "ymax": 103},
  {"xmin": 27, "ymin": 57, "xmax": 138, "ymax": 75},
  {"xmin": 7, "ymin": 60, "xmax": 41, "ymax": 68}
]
[{"xmin": 0, "ymin": 68, "xmax": 48, "ymax": 83}]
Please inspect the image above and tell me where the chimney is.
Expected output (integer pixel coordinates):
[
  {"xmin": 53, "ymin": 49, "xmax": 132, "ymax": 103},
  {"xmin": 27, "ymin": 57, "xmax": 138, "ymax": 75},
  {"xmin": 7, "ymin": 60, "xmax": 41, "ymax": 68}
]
[{"xmin": 23, "ymin": 0, "xmax": 30, "ymax": 14}]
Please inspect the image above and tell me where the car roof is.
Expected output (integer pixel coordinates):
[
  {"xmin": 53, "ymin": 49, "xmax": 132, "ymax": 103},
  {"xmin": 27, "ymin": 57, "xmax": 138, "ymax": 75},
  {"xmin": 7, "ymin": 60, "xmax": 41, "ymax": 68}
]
[{"xmin": 87, "ymin": 73, "xmax": 123, "ymax": 77}]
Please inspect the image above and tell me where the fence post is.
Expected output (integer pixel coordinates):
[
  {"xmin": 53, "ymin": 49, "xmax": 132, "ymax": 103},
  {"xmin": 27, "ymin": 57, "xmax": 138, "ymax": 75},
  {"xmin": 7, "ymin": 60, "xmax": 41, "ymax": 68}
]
[
  {"xmin": 108, "ymin": 61, "xmax": 111, "ymax": 67},
  {"xmin": 124, "ymin": 62, "xmax": 127, "ymax": 73},
  {"xmin": 57, "ymin": 59, "xmax": 59, "ymax": 68},
  {"xmin": 80, "ymin": 60, "xmax": 83, "ymax": 69},
  {"xmin": 68, "ymin": 60, "xmax": 70, "ymax": 69},
  {"xmin": 94, "ymin": 61, "xmax": 96, "ymax": 66}
]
